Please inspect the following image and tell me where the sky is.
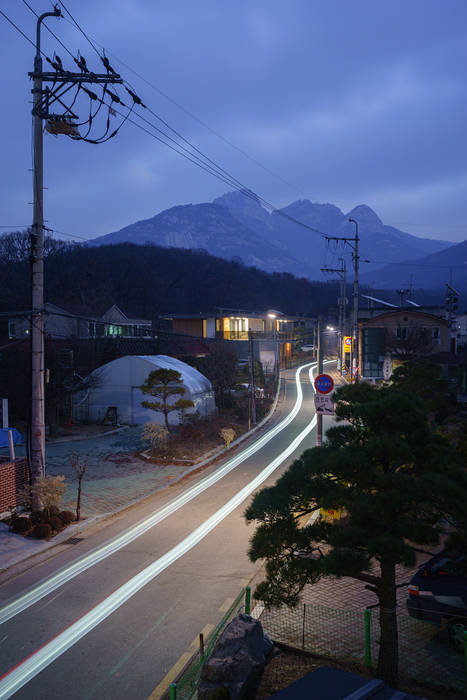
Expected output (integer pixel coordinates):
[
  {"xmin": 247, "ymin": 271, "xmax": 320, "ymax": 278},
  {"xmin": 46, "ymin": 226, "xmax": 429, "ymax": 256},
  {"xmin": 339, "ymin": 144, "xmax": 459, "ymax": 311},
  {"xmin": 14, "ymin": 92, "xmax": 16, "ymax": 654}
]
[{"xmin": 2, "ymin": 0, "xmax": 467, "ymax": 244}]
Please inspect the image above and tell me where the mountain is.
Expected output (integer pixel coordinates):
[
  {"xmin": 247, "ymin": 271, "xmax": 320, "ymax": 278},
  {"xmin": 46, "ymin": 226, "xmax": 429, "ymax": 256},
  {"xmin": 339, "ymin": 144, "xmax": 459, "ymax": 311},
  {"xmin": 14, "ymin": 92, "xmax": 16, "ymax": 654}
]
[
  {"xmin": 360, "ymin": 239, "xmax": 467, "ymax": 291},
  {"xmin": 89, "ymin": 202, "xmax": 307, "ymax": 276},
  {"xmin": 89, "ymin": 192, "xmax": 453, "ymax": 281}
]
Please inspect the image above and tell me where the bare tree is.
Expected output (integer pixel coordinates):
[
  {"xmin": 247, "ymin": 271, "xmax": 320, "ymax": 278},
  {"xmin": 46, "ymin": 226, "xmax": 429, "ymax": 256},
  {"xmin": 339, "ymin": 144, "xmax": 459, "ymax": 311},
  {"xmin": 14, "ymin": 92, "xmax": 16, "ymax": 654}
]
[{"xmin": 69, "ymin": 452, "xmax": 88, "ymax": 521}]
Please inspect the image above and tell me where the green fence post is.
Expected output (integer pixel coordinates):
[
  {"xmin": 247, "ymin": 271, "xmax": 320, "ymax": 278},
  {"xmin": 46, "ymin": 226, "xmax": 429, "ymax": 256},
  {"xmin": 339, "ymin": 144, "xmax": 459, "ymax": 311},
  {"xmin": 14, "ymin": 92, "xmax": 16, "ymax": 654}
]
[
  {"xmin": 464, "ymin": 630, "xmax": 467, "ymax": 681},
  {"xmin": 364, "ymin": 608, "xmax": 372, "ymax": 668},
  {"xmin": 169, "ymin": 682, "xmax": 176, "ymax": 700},
  {"xmin": 245, "ymin": 586, "xmax": 251, "ymax": 615}
]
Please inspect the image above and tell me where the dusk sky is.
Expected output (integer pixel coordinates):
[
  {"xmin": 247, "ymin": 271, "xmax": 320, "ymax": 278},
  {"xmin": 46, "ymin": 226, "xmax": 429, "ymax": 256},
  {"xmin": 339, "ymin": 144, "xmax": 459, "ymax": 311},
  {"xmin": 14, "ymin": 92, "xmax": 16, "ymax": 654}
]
[{"xmin": 2, "ymin": 0, "xmax": 467, "ymax": 244}]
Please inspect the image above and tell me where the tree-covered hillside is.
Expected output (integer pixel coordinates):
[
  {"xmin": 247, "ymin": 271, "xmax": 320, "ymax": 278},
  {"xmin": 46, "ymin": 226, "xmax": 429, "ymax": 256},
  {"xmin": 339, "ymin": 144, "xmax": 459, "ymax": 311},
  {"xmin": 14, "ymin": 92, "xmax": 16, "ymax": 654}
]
[{"xmin": 0, "ymin": 233, "xmax": 342, "ymax": 318}]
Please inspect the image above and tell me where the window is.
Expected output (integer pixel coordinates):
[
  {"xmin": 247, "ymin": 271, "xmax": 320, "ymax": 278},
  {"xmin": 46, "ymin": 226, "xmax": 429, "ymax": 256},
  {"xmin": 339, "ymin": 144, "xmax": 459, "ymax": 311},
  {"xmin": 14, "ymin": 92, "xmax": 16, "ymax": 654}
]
[
  {"xmin": 8, "ymin": 321, "xmax": 16, "ymax": 339},
  {"xmin": 396, "ymin": 326, "xmax": 408, "ymax": 340},
  {"xmin": 432, "ymin": 327, "xmax": 440, "ymax": 339}
]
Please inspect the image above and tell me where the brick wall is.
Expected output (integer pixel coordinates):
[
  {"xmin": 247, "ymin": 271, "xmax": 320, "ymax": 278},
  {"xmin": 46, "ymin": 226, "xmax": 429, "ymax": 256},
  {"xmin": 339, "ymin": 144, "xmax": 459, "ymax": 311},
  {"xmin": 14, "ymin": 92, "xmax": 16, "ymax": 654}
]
[{"xmin": 0, "ymin": 457, "xmax": 29, "ymax": 513}]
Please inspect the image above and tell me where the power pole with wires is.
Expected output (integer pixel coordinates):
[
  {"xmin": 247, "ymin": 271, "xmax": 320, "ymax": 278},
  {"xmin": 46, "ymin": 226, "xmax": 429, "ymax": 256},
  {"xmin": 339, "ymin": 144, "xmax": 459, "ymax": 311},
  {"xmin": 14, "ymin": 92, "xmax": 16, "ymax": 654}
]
[
  {"xmin": 321, "ymin": 258, "xmax": 346, "ymax": 375},
  {"xmin": 29, "ymin": 7, "xmax": 123, "ymax": 486},
  {"xmin": 325, "ymin": 220, "xmax": 360, "ymax": 381}
]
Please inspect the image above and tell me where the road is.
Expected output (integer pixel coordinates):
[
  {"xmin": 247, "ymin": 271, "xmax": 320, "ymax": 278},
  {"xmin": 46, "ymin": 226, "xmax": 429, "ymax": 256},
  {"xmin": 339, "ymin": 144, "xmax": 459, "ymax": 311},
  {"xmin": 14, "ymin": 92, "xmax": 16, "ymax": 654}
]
[{"xmin": 0, "ymin": 363, "xmax": 335, "ymax": 700}]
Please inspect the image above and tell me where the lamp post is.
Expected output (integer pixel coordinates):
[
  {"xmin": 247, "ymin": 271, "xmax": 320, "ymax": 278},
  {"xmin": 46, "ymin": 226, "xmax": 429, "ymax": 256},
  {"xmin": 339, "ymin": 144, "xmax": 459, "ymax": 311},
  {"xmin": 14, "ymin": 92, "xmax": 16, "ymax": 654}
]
[{"xmin": 348, "ymin": 218, "xmax": 360, "ymax": 381}]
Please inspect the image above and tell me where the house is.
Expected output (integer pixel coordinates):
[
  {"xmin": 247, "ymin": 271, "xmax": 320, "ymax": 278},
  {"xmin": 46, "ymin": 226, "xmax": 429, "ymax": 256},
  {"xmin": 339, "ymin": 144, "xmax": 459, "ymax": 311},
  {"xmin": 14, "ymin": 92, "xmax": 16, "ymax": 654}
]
[
  {"xmin": 358, "ymin": 310, "xmax": 450, "ymax": 380},
  {"xmin": 7, "ymin": 303, "xmax": 152, "ymax": 340},
  {"xmin": 163, "ymin": 308, "xmax": 303, "ymax": 370}
]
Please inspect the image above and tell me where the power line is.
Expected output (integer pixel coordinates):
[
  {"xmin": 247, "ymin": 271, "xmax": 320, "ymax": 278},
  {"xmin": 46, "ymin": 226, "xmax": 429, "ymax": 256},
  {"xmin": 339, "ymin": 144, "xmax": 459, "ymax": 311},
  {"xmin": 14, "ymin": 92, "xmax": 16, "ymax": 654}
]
[
  {"xmin": 18, "ymin": 2, "xmax": 329, "ymax": 238},
  {"xmin": 363, "ymin": 259, "xmax": 467, "ymax": 271},
  {"xmin": 0, "ymin": 8, "xmax": 36, "ymax": 48},
  {"xmin": 58, "ymin": 17, "xmax": 307, "ymax": 198}
]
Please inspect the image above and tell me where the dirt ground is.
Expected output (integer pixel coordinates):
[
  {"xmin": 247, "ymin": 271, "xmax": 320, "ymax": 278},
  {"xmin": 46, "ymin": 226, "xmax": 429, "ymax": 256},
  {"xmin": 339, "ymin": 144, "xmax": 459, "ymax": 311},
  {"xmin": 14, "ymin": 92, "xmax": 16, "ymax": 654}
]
[{"xmin": 255, "ymin": 647, "xmax": 467, "ymax": 700}]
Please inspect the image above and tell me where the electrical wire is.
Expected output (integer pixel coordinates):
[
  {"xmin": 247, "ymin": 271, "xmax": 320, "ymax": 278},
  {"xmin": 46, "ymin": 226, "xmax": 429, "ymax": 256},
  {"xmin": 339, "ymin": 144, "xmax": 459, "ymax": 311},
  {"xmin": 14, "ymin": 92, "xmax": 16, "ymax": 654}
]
[
  {"xmin": 0, "ymin": 8, "xmax": 36, "ymax": 48},
  {"xmin": 18, "ymin": 1, "xmax": 329, "ymax": 238}
]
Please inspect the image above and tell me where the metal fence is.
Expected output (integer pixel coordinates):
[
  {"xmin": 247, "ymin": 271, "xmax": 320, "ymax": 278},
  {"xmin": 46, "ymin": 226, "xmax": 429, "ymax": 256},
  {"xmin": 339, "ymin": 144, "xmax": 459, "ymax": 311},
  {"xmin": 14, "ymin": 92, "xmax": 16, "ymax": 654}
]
[
  {"xmin": 259, "ymin": 602, "xmax": 467, "ymax": 693},
  {"xmin": 168, "ymin": 588, "xmax": 249, "ymax": 700}
]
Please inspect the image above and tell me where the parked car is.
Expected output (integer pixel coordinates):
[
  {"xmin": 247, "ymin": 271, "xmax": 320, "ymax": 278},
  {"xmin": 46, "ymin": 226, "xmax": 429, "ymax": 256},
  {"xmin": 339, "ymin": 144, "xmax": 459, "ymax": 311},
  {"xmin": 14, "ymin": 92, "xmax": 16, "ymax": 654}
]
[{"xmin": 407, "ymin": 551, "xmax": 467, "ymax": 625}]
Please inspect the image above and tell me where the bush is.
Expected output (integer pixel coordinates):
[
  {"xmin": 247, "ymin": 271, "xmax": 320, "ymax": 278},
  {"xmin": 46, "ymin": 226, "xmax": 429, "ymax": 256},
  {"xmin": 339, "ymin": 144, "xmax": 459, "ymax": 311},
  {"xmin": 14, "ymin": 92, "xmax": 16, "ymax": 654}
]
[
  {"xmin": 142, "ymin": 422, "xmax": 169, "ymax": 451},
  {"xmin": 31, "ymin": 475, "xmax": 66, "ymax": 515},
  {"xmin": 47, "ymin": 516, "xmax": 63, "ymax": 531},
  {"xmin": 32, "ymin": 523, "xmax": 52, "ymax": 539},
  {"xmin": 11, "ymin": 516, "xmax": 32, "ymax": 534},
  {"xmin": 32, "ymin": 509, "xmax": 49, "ymax": 524},
  {"xmin": 59, "ymin": 510, "xmax": 75, "ymax": 525},
  {"xmin": 219, "ymin": 428, "xmax": 236, "ymax": 449}
]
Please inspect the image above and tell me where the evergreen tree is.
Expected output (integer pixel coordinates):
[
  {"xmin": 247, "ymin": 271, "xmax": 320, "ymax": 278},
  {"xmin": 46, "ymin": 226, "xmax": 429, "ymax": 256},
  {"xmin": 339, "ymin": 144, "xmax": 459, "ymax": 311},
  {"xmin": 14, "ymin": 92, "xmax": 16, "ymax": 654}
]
[
  {"xmin": 245, "ymin": 381, "xmax": 466, "ymax": 687},
  {"xmin": 141, "ymin": 368, "xmax": 194, "ymax": 431}
]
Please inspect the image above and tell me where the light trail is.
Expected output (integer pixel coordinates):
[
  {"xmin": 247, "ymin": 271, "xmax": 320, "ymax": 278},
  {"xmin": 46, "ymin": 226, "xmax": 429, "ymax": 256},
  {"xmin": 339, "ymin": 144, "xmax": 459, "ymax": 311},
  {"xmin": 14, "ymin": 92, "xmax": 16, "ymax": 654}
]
[
  {"xmin": 0, "ymin": 387, "xmax": 320, "ymax": 699},
  {"xmin": 0, "ymin": 361, "xmax": 331, "ymax": 625}
]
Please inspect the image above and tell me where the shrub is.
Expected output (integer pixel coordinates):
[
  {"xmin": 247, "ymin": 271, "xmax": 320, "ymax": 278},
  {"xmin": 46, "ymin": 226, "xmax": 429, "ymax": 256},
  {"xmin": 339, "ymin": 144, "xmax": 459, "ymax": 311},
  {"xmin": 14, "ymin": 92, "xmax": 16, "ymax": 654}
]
[
  {"xmin": 59, "ymin": 510, "xmax": 75, "ymax": 525},
  {"xmin": 49, "ymin": 505, "xmax": 60, "ymax": 516},
  {"xmin": 32, "ymin": 523, "xmax": 52, "ymax": 539},
  {"xmin": 142, "ymin": 422, "xmax": 169, "ymax": 451},
  {"xmin": 47, "ymin": 516, "xmax": 63, "ymax": 531},
  {"xmin": 11, "ymin": 516, "xmax": 32, "ymax": 534},
  {"xmin": 31, "ymin": 475, "xmax": 66, "ymax": 515},
  {"xmin": 32, "ymin": 509, "xmax": 49, "ymax": 524},
  {"xmin": 219, "ymin": 428, "xmax": 236, "ymax": 449}
]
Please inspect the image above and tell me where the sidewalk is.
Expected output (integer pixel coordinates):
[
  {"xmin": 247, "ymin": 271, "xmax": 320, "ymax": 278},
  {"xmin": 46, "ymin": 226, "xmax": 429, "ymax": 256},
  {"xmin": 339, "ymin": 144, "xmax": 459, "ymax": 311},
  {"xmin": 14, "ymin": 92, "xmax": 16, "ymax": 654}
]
[{"xmin": 0, "ymin": 372, "xmax": 289, "ymax": 572}]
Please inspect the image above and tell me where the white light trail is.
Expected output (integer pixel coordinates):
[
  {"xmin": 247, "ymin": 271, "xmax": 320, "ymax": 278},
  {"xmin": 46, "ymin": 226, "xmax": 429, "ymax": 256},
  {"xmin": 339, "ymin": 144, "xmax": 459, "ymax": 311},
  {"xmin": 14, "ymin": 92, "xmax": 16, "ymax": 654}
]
[
  {"xmin": 0, "ymin": 388, "xmax": 320, "ymax": 699},
  {"xmin": 0, "ymin": 362, "xmax": 329, "ymax": 626}
]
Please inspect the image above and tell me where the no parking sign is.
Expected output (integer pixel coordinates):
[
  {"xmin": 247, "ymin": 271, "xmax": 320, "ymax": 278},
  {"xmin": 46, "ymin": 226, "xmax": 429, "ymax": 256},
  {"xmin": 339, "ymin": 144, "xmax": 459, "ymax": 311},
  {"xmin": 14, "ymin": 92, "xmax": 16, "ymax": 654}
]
[{"xmin": 314, "ymin": 374, "xmax": 334, "ymax": 394}]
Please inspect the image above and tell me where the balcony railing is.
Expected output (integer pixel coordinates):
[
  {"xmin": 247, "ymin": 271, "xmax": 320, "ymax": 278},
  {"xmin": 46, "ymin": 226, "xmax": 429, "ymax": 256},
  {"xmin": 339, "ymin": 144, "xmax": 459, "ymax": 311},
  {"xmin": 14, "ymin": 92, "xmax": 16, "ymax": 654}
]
[{"xmin": 216, "ymin": 331, "xmax": 295, "ymax": 341}]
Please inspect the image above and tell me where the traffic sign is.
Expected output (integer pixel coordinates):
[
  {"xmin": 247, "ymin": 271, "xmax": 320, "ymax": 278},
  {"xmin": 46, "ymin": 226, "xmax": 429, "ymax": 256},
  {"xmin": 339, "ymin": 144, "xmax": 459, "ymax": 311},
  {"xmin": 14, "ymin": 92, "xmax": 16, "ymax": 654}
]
[
  {"xmin": 314, "ymin": 373, "xmax": 334, "ymax": 394},
  {"xmin": 343, "ymin": 336, "xmax": 352, "ymax": 353},
  {"xmin": 314, "ymin": 394, "xmax": 335, "ymax": 415}
]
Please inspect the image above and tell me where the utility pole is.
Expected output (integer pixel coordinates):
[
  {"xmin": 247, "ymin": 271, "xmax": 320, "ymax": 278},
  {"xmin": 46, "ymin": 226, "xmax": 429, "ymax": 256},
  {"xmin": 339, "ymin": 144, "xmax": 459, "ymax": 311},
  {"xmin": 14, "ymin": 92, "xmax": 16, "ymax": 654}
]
[
  {"xmin": 29, "ymin": 7, "xmax": 123, "ymax": 487},
  {"xmin": 348, "ymin": 218, "xmax": 359, "ymax": 382},
  {"xmin": 325, "ymin": 222, "xmax": 360, "ymax": 382},
  {"xmin": 316, "ymin": 316, "xmax": 323, "ymax": 447},
  {"xmin": 248, "ymin": 328, "xmax": 256, "ymax": 427},
  {"xmin": 30, "ymin": 7, "xmax": 61, "ymax": 484},
  {"xmin": 321, "ymin": 259, "xmax": 346, "ymax": 375}
]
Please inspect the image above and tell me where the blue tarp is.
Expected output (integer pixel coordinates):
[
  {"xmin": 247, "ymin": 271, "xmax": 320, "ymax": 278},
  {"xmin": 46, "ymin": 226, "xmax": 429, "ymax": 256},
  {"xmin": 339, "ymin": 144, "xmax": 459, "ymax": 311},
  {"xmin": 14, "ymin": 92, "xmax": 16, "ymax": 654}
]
[{"xmin": 0, "ymin": 428, "xmax": 24, "ymax": 447}]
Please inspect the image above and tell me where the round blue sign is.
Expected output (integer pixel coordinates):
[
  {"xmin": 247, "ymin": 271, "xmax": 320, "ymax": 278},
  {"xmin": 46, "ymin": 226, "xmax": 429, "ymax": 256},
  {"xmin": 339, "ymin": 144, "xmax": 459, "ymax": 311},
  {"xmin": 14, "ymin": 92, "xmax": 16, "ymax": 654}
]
[{"xmin": 314, "ymin": 373, "xmax": 334, "ymax": 394}]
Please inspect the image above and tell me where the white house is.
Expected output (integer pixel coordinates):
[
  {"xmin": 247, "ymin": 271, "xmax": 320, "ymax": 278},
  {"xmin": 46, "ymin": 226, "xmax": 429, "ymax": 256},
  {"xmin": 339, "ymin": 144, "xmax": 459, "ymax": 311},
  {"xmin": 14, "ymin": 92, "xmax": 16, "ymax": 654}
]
[{"xmin": 85, "ymin": 355, "xmax": 215, "ymax": 425}]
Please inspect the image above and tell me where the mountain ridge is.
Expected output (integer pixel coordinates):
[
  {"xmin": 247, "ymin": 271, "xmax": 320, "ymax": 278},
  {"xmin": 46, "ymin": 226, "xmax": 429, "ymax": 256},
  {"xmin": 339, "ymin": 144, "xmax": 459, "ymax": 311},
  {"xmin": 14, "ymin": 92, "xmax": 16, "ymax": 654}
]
[{"xmin": 89, "ymin": 191, "xmax": 453, "ymax": 282}]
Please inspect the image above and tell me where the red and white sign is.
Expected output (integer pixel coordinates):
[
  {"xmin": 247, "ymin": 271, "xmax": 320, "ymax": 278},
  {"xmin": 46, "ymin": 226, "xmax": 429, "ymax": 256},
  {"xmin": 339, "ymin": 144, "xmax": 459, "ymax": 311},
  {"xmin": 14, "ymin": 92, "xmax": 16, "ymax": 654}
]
[{"xmin": 314, "ymin": 373, "xmax": 334, "ymax": 394}]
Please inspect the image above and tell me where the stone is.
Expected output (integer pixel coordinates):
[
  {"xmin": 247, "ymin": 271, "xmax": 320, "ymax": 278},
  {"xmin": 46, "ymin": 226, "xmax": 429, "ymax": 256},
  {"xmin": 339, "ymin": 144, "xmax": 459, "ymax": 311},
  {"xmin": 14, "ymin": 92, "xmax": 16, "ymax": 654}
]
[{"xmin": 198, "ymin": 614, "xmax": 270, "ymax": 700}]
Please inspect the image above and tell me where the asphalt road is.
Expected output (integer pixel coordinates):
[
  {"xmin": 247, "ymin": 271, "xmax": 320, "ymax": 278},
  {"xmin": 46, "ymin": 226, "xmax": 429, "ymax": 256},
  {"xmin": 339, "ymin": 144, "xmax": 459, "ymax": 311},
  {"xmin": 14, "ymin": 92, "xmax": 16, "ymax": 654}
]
[{"xmin": 0, "ymin": 363, "xmax": 335, "ymax": 700}]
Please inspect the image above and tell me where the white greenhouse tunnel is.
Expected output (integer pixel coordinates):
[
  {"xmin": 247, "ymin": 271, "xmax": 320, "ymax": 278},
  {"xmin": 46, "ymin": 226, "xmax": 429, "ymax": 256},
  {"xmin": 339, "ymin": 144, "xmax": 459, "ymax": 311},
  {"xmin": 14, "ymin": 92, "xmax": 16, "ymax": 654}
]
[{"xmin": 83, "ymin": 355, "xmax": 215, "ymax": 425}]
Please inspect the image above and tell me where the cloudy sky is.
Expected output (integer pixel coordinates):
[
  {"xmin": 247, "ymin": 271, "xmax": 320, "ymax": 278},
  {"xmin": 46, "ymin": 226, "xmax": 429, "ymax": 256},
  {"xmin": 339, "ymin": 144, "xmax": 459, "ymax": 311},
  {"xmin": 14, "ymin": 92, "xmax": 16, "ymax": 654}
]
[{"xmin": 2, "ymin": 0, "xmax": 467, "ymax": 244}]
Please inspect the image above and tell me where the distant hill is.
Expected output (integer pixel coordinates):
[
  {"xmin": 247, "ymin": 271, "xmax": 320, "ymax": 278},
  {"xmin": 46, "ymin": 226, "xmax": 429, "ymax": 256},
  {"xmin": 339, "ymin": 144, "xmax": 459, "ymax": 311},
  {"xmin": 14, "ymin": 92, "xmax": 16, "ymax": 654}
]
[
  {"xmin": 0, "ymin": 238, "xmax": 347, "ymax": 319},
  {"xmin": 89, "ymin": 192, "xmax": 452, "ymax": 281},
  {"xmin": 360, "ymin": 239, "xmax": 467, "ymax": 291}
]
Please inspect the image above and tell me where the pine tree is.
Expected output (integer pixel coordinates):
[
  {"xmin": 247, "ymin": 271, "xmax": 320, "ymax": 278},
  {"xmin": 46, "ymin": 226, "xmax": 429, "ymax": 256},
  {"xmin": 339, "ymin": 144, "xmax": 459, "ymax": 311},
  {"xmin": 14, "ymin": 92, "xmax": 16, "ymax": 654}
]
[
  {"xmin": 140, "ymin": 368, "xmax": 194, "ymax": 431},
  {"xmin": 245, "ymin": 380, "xmax": 466, "ymax": 687}
]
